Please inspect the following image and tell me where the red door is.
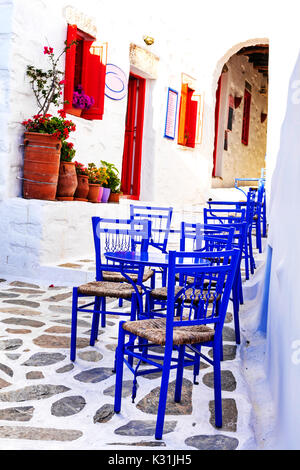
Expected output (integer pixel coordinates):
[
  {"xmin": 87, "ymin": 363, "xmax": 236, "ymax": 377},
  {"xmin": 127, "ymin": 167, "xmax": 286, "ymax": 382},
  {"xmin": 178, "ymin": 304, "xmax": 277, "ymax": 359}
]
[
  {"xmin": 121, "ymin": 73, "xmax": 146, "ymax": 199},
  {"xmin": 212, "ymin": 75, "xmax": 222, "ymax": 177}
]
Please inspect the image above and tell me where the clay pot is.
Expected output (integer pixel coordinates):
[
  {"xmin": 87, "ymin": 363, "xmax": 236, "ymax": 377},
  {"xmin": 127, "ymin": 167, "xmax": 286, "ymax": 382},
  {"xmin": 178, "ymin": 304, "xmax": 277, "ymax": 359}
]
[
  {"xmin": 23, "ymin": 132, "xmax": 61, "ymax": 200},
  {"xmin": 101, "ymin": 187, "xmax": 111, "ymax": 203},
  {"xmin": 56, "ymin": 161, "xmax": 78, "ymax": 201},
  {"xmin": 88, "ymin": 184, "xmax": 100, "ymax": 203},
  {"xmin": 74, "ymin": 174, "xmax": 89, "ymax": 201},
  {"xmin": 108, "ymin": 192, "xmax": 121, "ymax": 203}
]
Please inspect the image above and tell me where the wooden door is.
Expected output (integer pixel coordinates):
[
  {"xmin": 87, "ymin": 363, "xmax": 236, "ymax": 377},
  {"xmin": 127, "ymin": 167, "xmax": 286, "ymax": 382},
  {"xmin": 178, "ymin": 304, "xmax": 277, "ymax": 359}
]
[{"xmin": 212, "ymin": 75, "xmax": 222, "ymax": 177}]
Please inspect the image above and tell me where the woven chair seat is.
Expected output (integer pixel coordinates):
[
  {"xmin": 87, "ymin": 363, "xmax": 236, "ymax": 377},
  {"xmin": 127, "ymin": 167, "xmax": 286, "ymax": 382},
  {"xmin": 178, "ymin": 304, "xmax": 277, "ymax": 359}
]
[
  {"xmin": 78, "ymin": 281, "xmax": 142, "ymax": 299},
  {"xmin": 175, "ymin": 273, "xmax": 195, "ymax": 284},
  {"xmin": 122, "ymin": 317, "xmax": 215, "ymax": 346},
  {"xmin": 102, "ymin": 269, "xmax": 154, "ymax": 283},
  {"xmin": 150, "ymin": 286, "xmax": 218, "ymax": 303},
  {"xmin": 175, "ymin": 275, "xmax": 225, "ymax": 291}
]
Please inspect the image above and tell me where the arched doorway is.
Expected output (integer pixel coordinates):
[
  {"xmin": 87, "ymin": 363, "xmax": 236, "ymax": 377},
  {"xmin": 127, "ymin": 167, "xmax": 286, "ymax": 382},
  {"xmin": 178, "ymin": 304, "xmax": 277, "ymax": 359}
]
[{"xmin": 212, "ymin": 41, "xmax": 269, "ymax": 188}]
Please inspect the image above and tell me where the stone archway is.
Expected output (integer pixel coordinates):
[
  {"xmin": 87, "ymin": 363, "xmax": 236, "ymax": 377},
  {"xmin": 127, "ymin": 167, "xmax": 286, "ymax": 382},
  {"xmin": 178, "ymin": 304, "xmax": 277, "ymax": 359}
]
[{"xmin": 212, "ymin": 38, "xmax": 269, "ymax": 188}]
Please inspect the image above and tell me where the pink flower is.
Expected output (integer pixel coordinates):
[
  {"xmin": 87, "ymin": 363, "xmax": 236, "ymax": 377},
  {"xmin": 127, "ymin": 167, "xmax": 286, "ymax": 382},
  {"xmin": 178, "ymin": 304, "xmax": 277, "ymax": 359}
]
[{"xmin": 59, "ymin": 79, "xmax": 67, "ymax": 85}]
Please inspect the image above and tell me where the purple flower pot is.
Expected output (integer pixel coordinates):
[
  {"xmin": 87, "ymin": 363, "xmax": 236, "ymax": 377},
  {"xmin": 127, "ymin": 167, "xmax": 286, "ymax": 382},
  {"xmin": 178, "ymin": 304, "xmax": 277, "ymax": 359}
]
[{"xmin": 101, "ymin": 187, "xmax": 111, "ymax": 203}]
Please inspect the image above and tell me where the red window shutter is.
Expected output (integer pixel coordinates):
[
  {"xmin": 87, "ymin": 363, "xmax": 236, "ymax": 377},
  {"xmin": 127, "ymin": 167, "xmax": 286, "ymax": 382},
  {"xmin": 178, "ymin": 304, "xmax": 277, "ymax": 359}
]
[
  {"xmin": 242, "ymin": 89, "xmax": 251, "ymax": 145},
  {"xmin": 64, "ymin": 24, "xmax": 77, "ymax": 112},
  {"xmin": 186, "ymin": 97, "xmax": 198, "ymax": 148},
  {"xmin": 81, "ymin": 42, "xmax": 107, "ymax": 120}
]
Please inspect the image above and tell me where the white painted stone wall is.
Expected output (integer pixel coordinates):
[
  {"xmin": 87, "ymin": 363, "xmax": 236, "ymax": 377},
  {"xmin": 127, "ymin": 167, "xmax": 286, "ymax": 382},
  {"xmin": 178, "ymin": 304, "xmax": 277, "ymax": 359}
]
[
  {"xmin": 0, "ymin": 0, "xmax": 14, "ymax": 200},
  {"xmin": 0, "ymin": 197, "xmax": 129, "ymax": 283}
]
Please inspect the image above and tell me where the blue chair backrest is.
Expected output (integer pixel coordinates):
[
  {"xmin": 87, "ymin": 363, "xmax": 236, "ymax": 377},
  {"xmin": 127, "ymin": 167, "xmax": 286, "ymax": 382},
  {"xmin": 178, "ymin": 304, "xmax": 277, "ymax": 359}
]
[
  {"xmin": 245, "ymin": 188, "xmax": 257, "ymax": 225},
  {"xmin": 130, "ymin": 204, "xmax": 173, "ymax": 253},
  {"xmin": 255, "ymin": 180, "xmax": 265, "ymax": 214},
  {"xmin": 165, "ymin": 249, "xmax": 240, "ymax": 343},
  {"xmin": 180, "ymin": 222, "xmax": 235, "ymax": 252},
  {"xmin": 92, "ymin": 217, "xmax": 151, "ymax": 282},
  {"xmin": 203, "ymin": 208, "xmax": 246, "ymax": 225}
]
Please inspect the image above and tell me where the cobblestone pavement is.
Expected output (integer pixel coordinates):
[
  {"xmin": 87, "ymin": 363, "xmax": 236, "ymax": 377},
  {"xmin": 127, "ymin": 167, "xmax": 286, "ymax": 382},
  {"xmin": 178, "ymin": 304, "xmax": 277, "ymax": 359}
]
[{"xmin": 0, "ymin": 251, "xmax": 262, "ymax": 450}]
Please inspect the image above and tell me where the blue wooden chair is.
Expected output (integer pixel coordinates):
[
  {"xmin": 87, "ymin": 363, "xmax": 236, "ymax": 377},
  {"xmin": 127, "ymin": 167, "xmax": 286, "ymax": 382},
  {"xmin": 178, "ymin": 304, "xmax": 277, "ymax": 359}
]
[
  {"xmin": 148, "ymin": 223, "xmax": 234, "ymax": 317},
  {"xmin": 130, "ymin": 204, "xmax": 173, "ymax": 254},
  {"xmin": 203, "ymin": 206, "xmax": 255, "ymax": 280},
  {"xmin": 252, "ymin": 180, "xmax": 265, "ymax": 253},
  {"xmin": 70, "ymin": 217, "xmax": 151, "ymax": 361},
  {"xmin": 180, "ymin": 222, "xmax": 245, "ymax": 345},
  {"xmin": 114, "ymin": 248, "xmax": 240, "ymax": 439},
  {"xmin": 130, "ymin": 204, "xmax": 173, "ymax": 286}
]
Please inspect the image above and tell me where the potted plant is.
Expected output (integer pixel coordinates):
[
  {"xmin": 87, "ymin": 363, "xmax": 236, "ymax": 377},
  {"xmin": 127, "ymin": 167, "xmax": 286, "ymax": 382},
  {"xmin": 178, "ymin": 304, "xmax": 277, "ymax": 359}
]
[
  {"xmin": 74, "ymin": 161, "xmax": 89, "ymax": 201},
  {"xmin": 22, "ymin": 42, "xmax": 76, "ymax": 201},
  {"xmin": 56, "ymin": 141, "xmax": 77, "ymax": 200},
  {"xmin": 101, "ymin": 160, "xmax": 122, "ymax": 203},
  {"xmin": 22, "ymin": 111, "xmax": 76, "ymax": 200},
  {"xmin": 72, "ymin": 85, "xmax": 95, "ymax": 117},
  {"xmin": 87, "ymin": 163, "xmax": 109, "ymax": 203}
]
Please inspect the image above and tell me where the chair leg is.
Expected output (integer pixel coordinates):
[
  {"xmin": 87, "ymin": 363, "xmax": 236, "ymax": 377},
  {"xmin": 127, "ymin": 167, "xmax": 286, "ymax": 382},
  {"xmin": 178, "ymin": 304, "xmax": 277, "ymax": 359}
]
[
  {"xmin": 232, "ymin": 281, "xmax": 241, "ymax": 345},
  {"xmin": 128, "ymin": 294, "xmax": 137, "ymax": 367},
  {"xmin": 239, "ymin": 271, "xmax": 244, "ymax": 305},
  {"xmin": 70, "ymin": 287, "xmax": 78, "ymax": 362},
  {"xmin": 256, "ymin": 217, "xmax": 262, "ymax": 253},
  {"xmin": 151, "ymin": 271, "xmax": 156, "ymax": 289},
  {"xmin": 101, "ymin": 297, "xmax": 106, "ymax": 328},
  {"xmin": 130, "ymin": 294, "xmax": 137, "ymax": 321},
  {"xmin": 244, "ymin": 240, "xmax": 249, "ymax": 280},
  {"xmin": 262, "ymin": 201, "xmax": 267, "ymax": 238},
  {"xmin": 175, "ymin": 345, "xmax": 185, "ymax": 402},
  {"xmin": 155, "ymin": 342, "xmax": 173, "ymax": 440},
  {"xmin": 213, "ymin": 341, "xmax": 222, "ymax": 428},
  {"xmin": 114, "ymin": 322, "xmax": 126, "ymax": 414},
  {"xmin": 248, "ymin": 231, "xmax": 255, "ymax": 274},
  {"xmin": 192, "ymin": 344, "xmax": 201, "ymax": 384},
  {"xmin": 90, "ymin": 297, "xmax": 101, "ymax": 346}
]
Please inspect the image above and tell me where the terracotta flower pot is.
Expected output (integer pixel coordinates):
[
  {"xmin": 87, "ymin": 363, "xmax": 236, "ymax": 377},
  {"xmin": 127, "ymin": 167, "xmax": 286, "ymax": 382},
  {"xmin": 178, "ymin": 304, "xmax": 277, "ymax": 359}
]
[
  {"xmin": 56, "ymin": 161, "xmax": 78, "ymax": 201},
  {"xmin": 88, "ymin": 183, "xmax": 100, "ymax": 203},
  {"xmin": 108, "ymin": 192, "xmax": 121, "ymax": 203},
  {"xmin": 23, "ymin": 132, "xmax": 61, "ymax": 201},
  {"xmin": 74, "ymin": 174, "xmax": 89, "ymax": 201}
]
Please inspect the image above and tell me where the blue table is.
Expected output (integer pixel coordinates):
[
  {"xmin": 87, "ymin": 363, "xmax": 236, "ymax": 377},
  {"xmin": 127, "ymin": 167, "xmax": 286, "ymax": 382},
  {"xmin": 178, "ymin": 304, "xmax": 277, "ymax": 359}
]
[
  {"xmin": 105, "ymin": 250, "xmax": 209, "ymax": 269},
  {"xmin": 104, "ymin": 251, "xmax": 209, "ymax": 313}
]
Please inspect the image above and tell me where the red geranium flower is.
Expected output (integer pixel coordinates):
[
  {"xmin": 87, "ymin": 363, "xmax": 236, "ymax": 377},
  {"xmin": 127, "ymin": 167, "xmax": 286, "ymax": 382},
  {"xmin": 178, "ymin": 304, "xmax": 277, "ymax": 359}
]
[
  {"xmin": 43, "ymin": 46, "xmax": 53, "ymax": 55},
  {"xmin": 58, "ymin": 109, "xmax": 66, "ymax": 118}
]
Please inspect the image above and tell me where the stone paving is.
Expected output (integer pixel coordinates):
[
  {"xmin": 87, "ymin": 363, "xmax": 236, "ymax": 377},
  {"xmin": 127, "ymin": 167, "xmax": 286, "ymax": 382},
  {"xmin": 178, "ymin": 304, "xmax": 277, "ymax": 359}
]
[{"xmin": 0, "ymin": 248, "xmax": 263, "ymax": 451}]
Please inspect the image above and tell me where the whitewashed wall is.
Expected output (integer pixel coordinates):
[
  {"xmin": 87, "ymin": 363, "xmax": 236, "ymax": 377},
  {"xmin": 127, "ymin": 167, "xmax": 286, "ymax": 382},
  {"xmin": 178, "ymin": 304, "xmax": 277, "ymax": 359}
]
[{"xmin": 0, "ymin": 0, "xmax": 14, "ymax": 200}]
